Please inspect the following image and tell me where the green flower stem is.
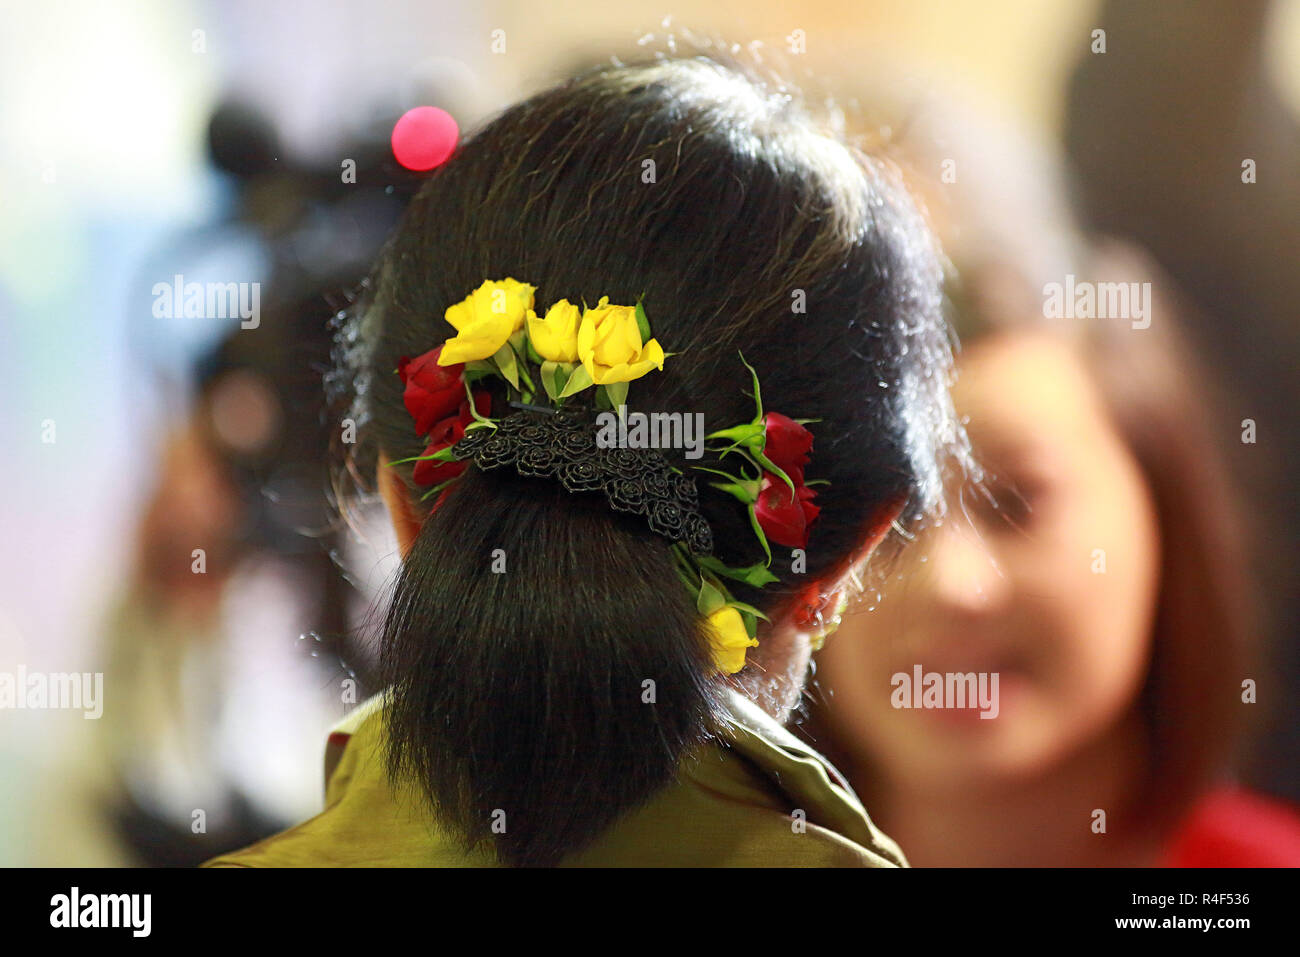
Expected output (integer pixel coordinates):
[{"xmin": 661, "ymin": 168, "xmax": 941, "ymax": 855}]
[
  {"xmin": 387, "ymin": 447, "xmax": 459, "ymax": 466},
  {"xmin": 737, "ymin": 350, "xmax": 764, "ymax": 420},
  {"xmin": 462, "ymin": 379, "xmax": 498, "ymax": 427},
  {"xmin": 746, "ymin": 503, "xmax": 774, "ymax": 566},
  {"xmin": 419, "ymin": 477, "xmax": 460, "ymax": 501},
  {"xmin": 750, "ymin": 448, "xmax": 797, "ymax": 498}
]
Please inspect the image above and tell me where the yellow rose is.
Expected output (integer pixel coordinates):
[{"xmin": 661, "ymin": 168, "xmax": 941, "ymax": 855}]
[
  {"xmin": 439, "ymin": 278, "xmax": 536, "ymax": 365},
  {"xmin": 577, "ymin": 296, "xmax": 666, "ymax": 384},
  {"xmin": 706, "ymin": 606, "xmax": 758, "ymax": 675},
  {"xmin": 526, "ymin": 298, "xmax": 581, "ymax": 362}
]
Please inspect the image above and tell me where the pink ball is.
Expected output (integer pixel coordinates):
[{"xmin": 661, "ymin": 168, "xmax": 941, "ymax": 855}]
[{"xmin": 391, "ymin": 106, "xmax": 458, "ymax": 171}]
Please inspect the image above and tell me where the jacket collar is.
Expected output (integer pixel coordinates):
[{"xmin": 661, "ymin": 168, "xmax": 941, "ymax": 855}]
[
  {"xmin": 321, "ymin": 686, "xmax": 907, "ymax": 865},
  {"xmin": 711, "ymin": 686, "xmax": 908, "ymax": 864}
]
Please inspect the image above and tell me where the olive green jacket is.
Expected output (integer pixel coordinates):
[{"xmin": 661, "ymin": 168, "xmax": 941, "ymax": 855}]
[{"xmin": 203, "ymin": 688, "xmax": 907, "ymax": 867}]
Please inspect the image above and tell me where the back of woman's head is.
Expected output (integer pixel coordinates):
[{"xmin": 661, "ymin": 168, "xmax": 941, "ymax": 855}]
[{"xmin": 335, "ymin": 51, "xmax": 962, "ymax": 866}]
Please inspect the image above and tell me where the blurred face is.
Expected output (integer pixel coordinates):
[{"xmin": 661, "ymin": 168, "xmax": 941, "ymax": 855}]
[{"xmin": 816, "ymin": 331, "xmax": 1160, "ymax": 788}]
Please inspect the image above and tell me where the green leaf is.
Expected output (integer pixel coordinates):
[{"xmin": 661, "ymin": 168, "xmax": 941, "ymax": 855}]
[
  {"xmin": 603, "ymin": 380, "xmax": 629, "ymax": 411},
  {"xmin": 696, "ymin": 578, "xmax": 726, "ymax": 616},
  {"xmin": 634, "ymin": 297, "xmax": 652, "ymax": 344},
  {"xmin": 558, "ymin": 363, "xmax": 594, "ymax": 398},
  {"xmin": 725, "ymin": 599, "xmax": 770, "ymax": 623},
  {"xmin": 708, "ymin": 480, "xmax": 759, "ymax": 505},
  {"xmin": 705, "ymin": 423, "xmax": 764, "ymax": 445},
  {"xmin": 540, "ymin": 360, "xmax": 561, "ymax": 402},
  {"xmin": 739, "ymin": 609, "xmax": 757, "ymax": 640},
  {"xmin": 516, "ymin": 362, "xmax": 536, "ymax": 393},
  {"xmin": 695, "ymin": 555, "xmax": 780, "ymax": 588},
  {"xmin": 742, "ymin": 565, "xmax": 781, "ymax": 588},
  {"xmin": 523, "ymin": 332, "xmax": 543, "ymax": 366},
  {"xmin": 552, "ymin": 362, "xmax": 571, "ymax": 399},
  {"xmin": 699, "ymin": 568, "xmax": 729, "ymax": 594},
  {"xmin": 463, "ymin": 359, "xmax": 497, "ymax": 385},
  {"xmin": 491, "ymin": 342, "xmax": 520, "ymax": 389},
  {"xmin": 504, "ymin": 333, "xmax": 536, "ymax": 392},
  {"xmin": 751, "ymin": 449, "xmax": 797, "ymax": 499}
]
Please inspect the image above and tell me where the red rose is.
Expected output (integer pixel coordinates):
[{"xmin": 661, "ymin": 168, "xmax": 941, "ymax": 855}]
[
  {"xmin": 763, "ymin": 412, "xmax": 813, "ymax": 486},
  {"xmin": 412, "ymin": 390, "xmax": 490, "ymax": 486},
  {"xmin": 411, "ymin": 426, "xmax": 468, "ymax": 487},
  {"xmin": 795, "ymin": 483, "xmax": 820, "ymax": 527},
  {"xmin": 398, "ymin": 345, "xmax": 465, "ymax": 436},
  {"xmin": 754, "ymin": 473, "xmax": 821, "ymax": 549}
]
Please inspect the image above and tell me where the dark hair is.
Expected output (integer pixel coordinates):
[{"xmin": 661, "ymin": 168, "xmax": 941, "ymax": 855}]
[{"xmin": 334, "ymin": 51, "xmax": 961, "ymax": 866}]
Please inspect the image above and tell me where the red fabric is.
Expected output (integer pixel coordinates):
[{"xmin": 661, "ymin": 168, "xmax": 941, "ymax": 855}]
[{"xmin": 1162, "ymin": 786, "xmax": 1300, "ymax": 867}]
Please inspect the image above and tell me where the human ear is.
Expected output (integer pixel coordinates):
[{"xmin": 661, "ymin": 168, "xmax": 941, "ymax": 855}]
[
  {"xmin": 376, "ymin": 451, "xmax": 422, "ymax": 559},
  {"xmin": 793, "ymin": 493, "xmax": 907, "ymax": 636}
]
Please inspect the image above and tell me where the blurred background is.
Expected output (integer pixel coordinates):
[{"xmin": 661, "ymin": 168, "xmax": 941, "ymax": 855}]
[{"xmin": 0, "ymin": 0, "xmax": 1296, "ymax": 865}]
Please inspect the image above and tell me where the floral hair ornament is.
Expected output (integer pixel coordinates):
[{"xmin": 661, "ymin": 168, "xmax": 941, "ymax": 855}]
[{"xmin": 390, "ymin": 279, "xmax": 826, "ymax": 675}]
